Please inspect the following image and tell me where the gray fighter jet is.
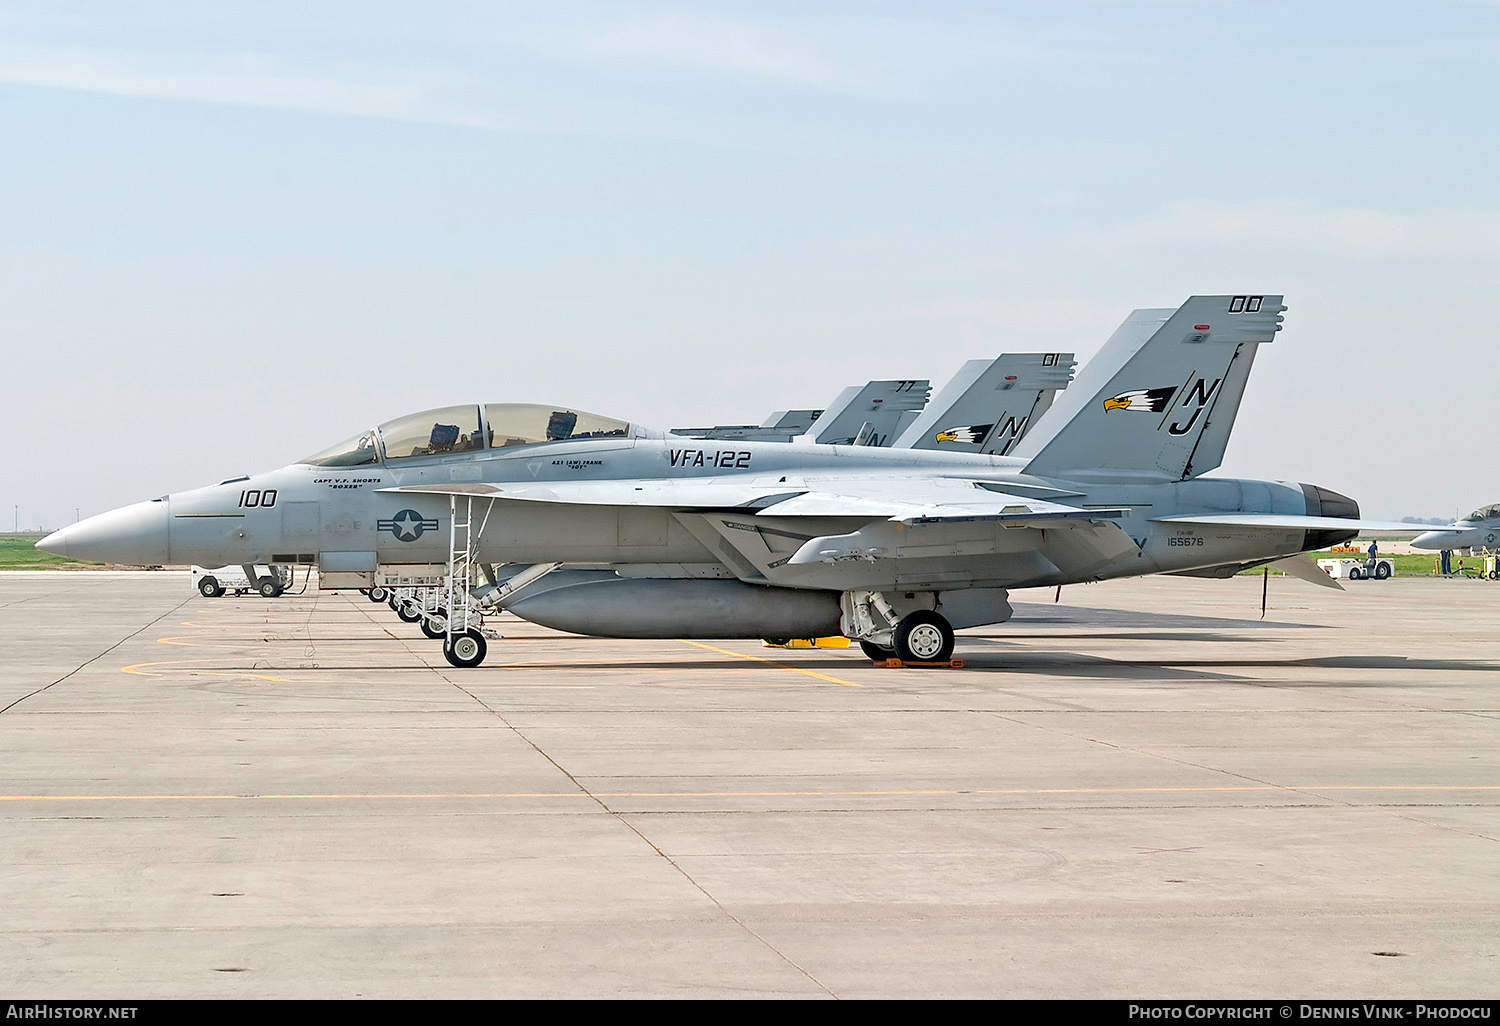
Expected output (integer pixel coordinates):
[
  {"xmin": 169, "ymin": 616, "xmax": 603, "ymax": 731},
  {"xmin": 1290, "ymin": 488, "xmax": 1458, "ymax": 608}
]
[
  {"xmin": 40, "ymin": 294, "xmax": 1417, "ymax": 669},
  {"xmin": 670, "ymin": 408, "xmax": 824, "ymax": 443},
  {"xmin": 678, "ymin": 352, "xmax": 1075, "ymax": 452},
  {"xmin": 674, "ymin": 379, "xmax": 931, "ymax": 447},
  {"xmin": 895, "ymin": 353, "xmax": 1075, "ymax": 456},
  {"xmin": 1411, "ymin": 505, "xmax": 1500, "ymax": 551}
]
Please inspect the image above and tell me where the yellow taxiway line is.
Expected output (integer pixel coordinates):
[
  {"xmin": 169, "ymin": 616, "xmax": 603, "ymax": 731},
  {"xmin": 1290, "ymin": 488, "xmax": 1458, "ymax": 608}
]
[{"xmin": 678, "ymin": 640, "xmax": 862, "ymax": 686}]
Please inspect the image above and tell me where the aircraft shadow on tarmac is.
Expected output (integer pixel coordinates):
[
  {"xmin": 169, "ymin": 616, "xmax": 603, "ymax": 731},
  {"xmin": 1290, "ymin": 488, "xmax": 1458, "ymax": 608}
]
[
  {"xmin": 1005, "ymin": 602, "xmax": 1323, "ymax": 631},
  {"xmin": 946, "ymin": 648, "xmax": 1500, "ymax": 682}
]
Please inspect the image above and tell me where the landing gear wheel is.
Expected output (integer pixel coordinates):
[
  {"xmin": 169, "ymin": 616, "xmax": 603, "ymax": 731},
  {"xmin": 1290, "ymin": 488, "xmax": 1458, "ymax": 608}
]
[
  {"xmin": 859, "ymin": 639, "xmax": 894, "ymax": 661},
  {"xmin": 1374, "ymin": 562, "xmax": 1391, "ymax": 580},
  {"xmin": 388, "ymin": 595, "xmax": 400, "ymax": 611},
  {"xmin": 198, "ymin": 577, "xmax": 223, "ymax": 598},
  {"xmin": 443, "ymin": 628, "xmax": 487, "ymax": 668},
  {"xmin": 893, "ymin": 611, "xmax": 954, "ymax": 664},
  {"xmin": 368, "ymin": 586, "xmax": 388, "ymax": 603},
  {"xmin": 258, "ymin": 578, "xmax": 282, "ymax": 599},
  {"xmin": 421, "ymin": 615, "xmax": 447, "ymax": 639},
  {"xmin": 396, "ymin": 602, "xmax": 422, "ymax": 623}
]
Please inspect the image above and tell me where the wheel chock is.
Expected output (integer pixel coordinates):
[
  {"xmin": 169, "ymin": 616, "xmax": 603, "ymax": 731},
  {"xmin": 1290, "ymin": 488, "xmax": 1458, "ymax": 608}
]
[
  {"xmin": 761, "ymin": 637, "xmax": 852, "ymax": 649},
  {"xmin": 876, "ymin": 658, "xmax": 966, "ymax": 669}
]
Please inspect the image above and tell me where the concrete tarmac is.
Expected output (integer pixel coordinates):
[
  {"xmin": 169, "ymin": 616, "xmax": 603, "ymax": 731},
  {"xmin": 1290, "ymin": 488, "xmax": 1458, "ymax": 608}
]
[{"xmin": 1, "ymin": 570, "xmax": 1497, "ymax": 999}]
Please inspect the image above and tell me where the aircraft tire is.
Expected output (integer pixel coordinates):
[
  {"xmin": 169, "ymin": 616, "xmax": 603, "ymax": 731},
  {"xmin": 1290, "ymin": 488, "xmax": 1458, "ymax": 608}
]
[
  {"xmin": 421, "ymin": 616, "xmax": 447, "ymax": 639},
  {"xmin": 368, "ymin": 587, "xmax": 388, "ymax": 603},
  {"xmin": 893, "ymin": 611, "xmax": 955, "ymax": 664},
  {"xmin": 198, "ymin": 577, "xmax": 222, "ymax": 598},
  {"xmin": 397, "ymin": 603, "xmax": 423, "ymax": 623},
  {"xmin": 858, "ymin": 640, "xmax": 894, "ymax": 662},
  {"xmin": 443, "ymin": 629, "xmax": 487, "ymax": 668}
]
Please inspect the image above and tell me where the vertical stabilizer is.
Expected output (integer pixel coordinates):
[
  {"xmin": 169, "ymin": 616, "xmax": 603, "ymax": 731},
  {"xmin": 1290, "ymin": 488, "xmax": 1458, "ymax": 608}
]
[
  {"xmin": 894, "ymin": 353, "xmax": 1075, "ymax": 455},
  {"xmin": 1009, "ymin": 295, "xmax": 1284, "ymax": 479},
  {"xmin": 802, "ymin": 379, "xmax": 931, "ymax": 446}
]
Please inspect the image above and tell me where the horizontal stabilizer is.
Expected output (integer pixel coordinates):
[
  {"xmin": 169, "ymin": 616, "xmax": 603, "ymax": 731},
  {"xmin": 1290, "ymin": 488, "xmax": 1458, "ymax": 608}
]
[{"xmin": 1267, "ymin": 553, "xmax": 1344, "ymax": 591}]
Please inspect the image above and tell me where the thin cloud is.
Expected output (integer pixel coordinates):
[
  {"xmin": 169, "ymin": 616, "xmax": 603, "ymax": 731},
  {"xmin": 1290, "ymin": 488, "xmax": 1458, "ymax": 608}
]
[
  {"xmin": 1106, "ymin": 198, "xmax": 1500, "ymax": 259},
  {"xmin": 581, "ymin": 14, "xmax": 856, "ymax": 89},
  {"xmin": 0, "ymin": 46, "xmax": 489, "ymax": 127}
]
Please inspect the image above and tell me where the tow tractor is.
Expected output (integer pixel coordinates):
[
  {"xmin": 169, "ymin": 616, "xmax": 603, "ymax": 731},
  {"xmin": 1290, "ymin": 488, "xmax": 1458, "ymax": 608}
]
[
  {"xmin": 193, "ymin": 564, "xmax": 293, "ymax": 598},
  {"xmin": 1317, "ymin": 556, "xmax": 1395, "ymax": 581}
]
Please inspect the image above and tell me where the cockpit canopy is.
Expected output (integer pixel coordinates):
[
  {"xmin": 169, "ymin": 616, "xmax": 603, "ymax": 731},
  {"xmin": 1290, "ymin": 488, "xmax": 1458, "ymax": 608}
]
[
  {"xmin": 1464, "ymin": 504, "xmax": 1500, "ymax": 522},
  {"xmin": 299, "ymin": 404, "xmax": 635, "ymax": 467}
]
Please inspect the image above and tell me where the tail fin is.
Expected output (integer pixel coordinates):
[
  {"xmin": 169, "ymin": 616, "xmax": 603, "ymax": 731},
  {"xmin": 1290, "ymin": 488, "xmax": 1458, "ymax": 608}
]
[
  {"xmin": 1009, "ymin": 295, "xmax": 1284, "ymax": 480},
  {"xmin": 801, "ymin": 379, "xmax": 930, "ymax": 446},
  {"xmin": 893, "ymin": 353, "xmax": 1075, "ymax": 455}
]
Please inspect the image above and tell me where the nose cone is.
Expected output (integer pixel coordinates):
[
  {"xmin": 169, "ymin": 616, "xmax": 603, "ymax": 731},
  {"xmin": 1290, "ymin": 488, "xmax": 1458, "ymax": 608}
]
[
  {"xmin": 1411, "ymin": 529, "xmax": 1483, "ymax": 551},
  {"xmin": 36, "ymin": 500, "xmax": 171, "ymax": 565}
]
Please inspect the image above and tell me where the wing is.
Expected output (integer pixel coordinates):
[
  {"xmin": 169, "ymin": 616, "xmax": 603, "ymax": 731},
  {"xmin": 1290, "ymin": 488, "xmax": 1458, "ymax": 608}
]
[
  {"xmin": 380, "ymin": 479, "xmax": 804, "ymax": 510},
  {"xmin": 1152, "ymin": 514, "xmax": 1426, "ymax": 532},
  {"xmin": 384, "ymin": 478, "xmax": 1135, "ymax": 591},
  {"xmin": 689, "ymin": 481, "xmax": 1133, "ymax": 591}
]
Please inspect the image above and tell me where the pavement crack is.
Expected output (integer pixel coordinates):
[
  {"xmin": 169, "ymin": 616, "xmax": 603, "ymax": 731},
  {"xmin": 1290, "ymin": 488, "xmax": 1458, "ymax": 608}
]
[
  {"xmin": 0, "ymin": 593, "xmax": 195, "ymax": 715},
  {"xmin": 446, "ymin": 675, "xmax": 839, "ymax": 998}
]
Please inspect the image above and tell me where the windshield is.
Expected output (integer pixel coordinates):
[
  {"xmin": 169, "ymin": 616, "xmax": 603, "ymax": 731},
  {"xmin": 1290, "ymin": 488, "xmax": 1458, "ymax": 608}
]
[
  {"xmin": 300, "ymin": 430, "xmax": 380, "ymax": 467},
  {"xmin": 1465, "ymin": 504, "xmax": 1500, "ymax": 521},
  {"xmin": 484, "ymin": 404, "xmax": 630, "ymax": 448},
  {"xmin": 379, "ymin": 405, "xmax": 484, "ymax": 461}
]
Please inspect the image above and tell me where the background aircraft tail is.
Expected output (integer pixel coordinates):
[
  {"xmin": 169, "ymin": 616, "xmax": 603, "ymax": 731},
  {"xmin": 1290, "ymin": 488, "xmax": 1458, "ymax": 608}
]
[
  {"xmin": 1009, "ymin": 295, "xmax": 1284, "ymax": 480},
  {"xmin": 801, "ymin": 379, "xmax": 930, "ymax": 446},
  {"xmin": 893, "ymin": 353, "xmax": 1075, "ymax": 455}
]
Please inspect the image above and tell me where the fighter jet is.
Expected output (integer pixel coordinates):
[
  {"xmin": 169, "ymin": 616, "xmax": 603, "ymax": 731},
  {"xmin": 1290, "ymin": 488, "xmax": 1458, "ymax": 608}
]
[
  {"xmin": 678, "ymin": 352, "xmax": 1075, "ymax": 453},
  {"xmin": 40, "ymin": 294, "xmax": 1419, "ymax": 669},
  {"xmin": 894, "ymin": 353, "xmax": 1075, "ymax": 456},
  {"xmin": 670, "ymin": 409, "xmax": 824, "ymax": 443},
  {"xmin": 1411, "ymin": 505, "xmax": 1500, "ymax": 551},
  {"xmin": 674, "ymin": 379, "xmax": 931, "ymax": 447}
]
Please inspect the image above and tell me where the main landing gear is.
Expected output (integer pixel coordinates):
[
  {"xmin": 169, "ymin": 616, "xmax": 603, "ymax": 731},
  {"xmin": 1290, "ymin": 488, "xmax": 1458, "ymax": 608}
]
[{"xmin": 842, "ymin": 590, "xmax": 959, "ymax": 666}]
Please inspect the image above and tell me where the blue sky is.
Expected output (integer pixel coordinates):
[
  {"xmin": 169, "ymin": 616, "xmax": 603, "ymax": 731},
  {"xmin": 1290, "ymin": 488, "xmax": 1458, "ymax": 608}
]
[{"xmin": 4, "ymin": 1, "xmax": 1499, "ymax": 527}]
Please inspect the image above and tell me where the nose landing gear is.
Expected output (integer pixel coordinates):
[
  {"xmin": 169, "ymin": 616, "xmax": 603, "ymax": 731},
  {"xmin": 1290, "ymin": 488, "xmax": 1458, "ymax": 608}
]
[{"xmin": 443, "ymin": 628, "xmax": 487, "ymax": 668}]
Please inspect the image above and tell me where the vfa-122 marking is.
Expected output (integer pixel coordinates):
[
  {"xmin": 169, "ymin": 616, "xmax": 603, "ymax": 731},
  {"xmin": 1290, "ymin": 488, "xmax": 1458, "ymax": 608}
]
[{"xmin": 668, "ymin": 449, "xmax": 752, "ymax": 469}]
